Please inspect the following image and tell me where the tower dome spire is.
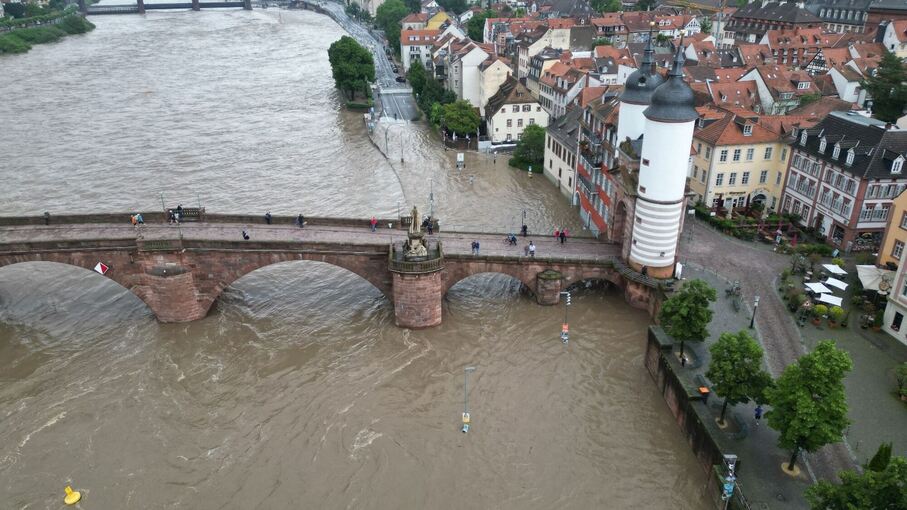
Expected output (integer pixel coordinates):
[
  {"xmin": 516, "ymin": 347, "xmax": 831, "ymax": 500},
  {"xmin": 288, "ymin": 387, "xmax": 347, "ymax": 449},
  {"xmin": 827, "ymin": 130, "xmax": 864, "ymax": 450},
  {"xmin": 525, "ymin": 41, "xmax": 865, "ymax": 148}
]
[
  {"xmin": 643, "ymin": 35, "xmax": 698, "ymax": 123},
  {"xmin": 618, "ymin": 22, "xmax": 665, "ymax": 106}
]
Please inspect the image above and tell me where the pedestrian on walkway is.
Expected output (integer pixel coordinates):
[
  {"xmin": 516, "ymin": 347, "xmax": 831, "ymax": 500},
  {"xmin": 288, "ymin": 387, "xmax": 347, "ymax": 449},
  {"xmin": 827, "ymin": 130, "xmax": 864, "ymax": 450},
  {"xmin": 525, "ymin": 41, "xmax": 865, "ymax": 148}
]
[
  {"xmin": 167, "ymin": 210, "xmax": 174, "ymax": 224},
  {"xmin": 554, "ymin": 228, "xmax": 560, "ymax": 239},
  {"xmin": 521, "ymin": 224, "xmax": 528, "ymax": 237},
  {"xmin": 43, "ymin": 212, "xmax": 50, "ymax": 225},
  {"xmin": 131, "ymin": 214, "xmax": 137, "ymax": 227},
  {"xmin": 135, "ymin": 213, "xmax": 144, "ymax": 225},
  {"xmin": 177, "ymin": 204, "xmax": 183, "ymax": 219},
  {"xmin": 559, "ymin": 230, "xmax": 567, "ymax": 244},
  {"xmin": 242, "ymin": 230, "xmax": 250, "ymax": 240},
  {"xmin": 370, "ymin": 216, "xmax": 378, "ymax": 232},
  {"xmin": 754, "ymin": 405, "xmax": 763, "ymax": 426},
  {"xmin": 427, "ymin": 218, "xmax": 433, "ymax": 235},
  {"xmin": 297, "ymin": 214, "xmax": 305, "ymax": 228},
  {"xmin": 528, "ymin": 241, "xmax": 536, "ymax": 257},
  {"xmin": 265, "ymin": 211, "xmax": 272, "ymax": 225}
]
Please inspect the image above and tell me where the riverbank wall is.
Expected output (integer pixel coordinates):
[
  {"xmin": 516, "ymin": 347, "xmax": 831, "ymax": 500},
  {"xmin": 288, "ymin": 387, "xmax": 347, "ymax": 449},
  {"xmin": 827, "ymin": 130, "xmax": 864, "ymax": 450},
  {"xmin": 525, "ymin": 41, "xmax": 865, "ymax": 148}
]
[{"xmin": 644, "ymin": 325, "xmax": 751, "ymax": 509}]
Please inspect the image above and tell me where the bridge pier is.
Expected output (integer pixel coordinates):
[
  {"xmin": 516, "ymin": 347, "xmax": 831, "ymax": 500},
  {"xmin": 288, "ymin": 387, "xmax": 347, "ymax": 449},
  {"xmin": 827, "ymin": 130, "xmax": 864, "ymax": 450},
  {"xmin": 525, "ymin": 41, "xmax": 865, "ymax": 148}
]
[
  {"xmin": 137, "ymin": 0, "xmax": 145, "ymax": 14},
  {"xmin": 535, "ymin": 269, "xmax": 563, "ymax": 305},
  {"xmin": 243, "ymin": 0, "xmax": 252, "ymax": 10},
  {"xmin": 392, "ymin": 271, "xmax": 443, "ymax": 329},
  {"xmin": 192, "ymin": 0, "xmax": 199, "ymax": 10}
]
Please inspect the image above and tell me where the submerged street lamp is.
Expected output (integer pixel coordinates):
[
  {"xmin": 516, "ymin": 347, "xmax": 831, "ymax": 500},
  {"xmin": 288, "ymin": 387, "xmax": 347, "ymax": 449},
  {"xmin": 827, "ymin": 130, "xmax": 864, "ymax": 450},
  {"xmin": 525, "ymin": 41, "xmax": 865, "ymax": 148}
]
[
  {"xmin": 749, "ymin": 295, "xmax": 760, "ymax": 329},
  {"xmin": 462, "ymin": 366, "xmax": 476, "ymax": 433},
  {"xmin": 560, "ymin": 291, "xmax": 571, "ymax": 344}
]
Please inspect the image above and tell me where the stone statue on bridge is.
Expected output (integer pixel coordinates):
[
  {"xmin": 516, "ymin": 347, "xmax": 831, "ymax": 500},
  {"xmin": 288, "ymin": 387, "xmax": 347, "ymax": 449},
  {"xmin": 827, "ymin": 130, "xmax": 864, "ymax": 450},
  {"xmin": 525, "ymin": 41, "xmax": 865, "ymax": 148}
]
[{"xmin": 404, "ymin": 204, "xmax": 428, "ymax": 259}]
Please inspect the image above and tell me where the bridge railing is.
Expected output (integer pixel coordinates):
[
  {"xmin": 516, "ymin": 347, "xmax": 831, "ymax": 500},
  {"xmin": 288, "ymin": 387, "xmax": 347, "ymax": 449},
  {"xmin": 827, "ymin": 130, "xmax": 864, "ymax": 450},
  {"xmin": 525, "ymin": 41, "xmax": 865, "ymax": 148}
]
[
  {"xmin": 387, "ymin": 241, "xmax": 444, "ymax": 274},
  {"xmin": 611, "ymin": 258, "xmax": 675, "ymax": 290},
  {"xmin": 0, "ymin": 212, "xmax": 408, "ymax": 230}
]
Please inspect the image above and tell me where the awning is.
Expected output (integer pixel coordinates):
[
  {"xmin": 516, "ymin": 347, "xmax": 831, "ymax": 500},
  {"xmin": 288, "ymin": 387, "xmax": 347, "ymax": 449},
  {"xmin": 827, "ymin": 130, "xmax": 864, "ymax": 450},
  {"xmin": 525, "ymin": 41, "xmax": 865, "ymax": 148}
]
[
  {"xmin": 824, "ymin": 277, "xmax": 848, "ymax": 291},
  {"xmin": 856, "ymin": 265, "xmax": 895, "ymax": 293},
  {"xmin": 818, "ymin": 294, "xmax": 843, "ymax": 307},
  {"xmin": 822, "ymin": 263, "xmax": 847, "ymax": 275},
  {"xmin": 805, "ymin": 282, "xmax": 833, "ymax": 294}
]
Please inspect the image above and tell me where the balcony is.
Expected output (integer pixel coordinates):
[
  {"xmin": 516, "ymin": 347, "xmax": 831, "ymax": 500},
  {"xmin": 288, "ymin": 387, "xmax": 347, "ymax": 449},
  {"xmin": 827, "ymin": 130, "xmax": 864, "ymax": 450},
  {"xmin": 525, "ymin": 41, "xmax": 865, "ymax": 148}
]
[{"xmin": 577, "ymin": 173, "xmax": 597, "ymax": 197}]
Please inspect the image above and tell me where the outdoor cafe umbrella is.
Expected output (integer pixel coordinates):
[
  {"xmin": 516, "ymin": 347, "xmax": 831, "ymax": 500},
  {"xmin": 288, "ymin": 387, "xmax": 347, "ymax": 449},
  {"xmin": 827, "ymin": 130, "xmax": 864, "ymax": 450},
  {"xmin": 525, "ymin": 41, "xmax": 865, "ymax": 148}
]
[
  {"xmin": 824, "ymin": 277, "xmax": 848, "ymax": 291},
  {"xmin": 856, "ymin": 265, "xmax": 894, "ymax": 291},
  {"xmin": 805, "ymin": 282, "xmax": 833, "ymax": 294},
  {"xmin": 817, "ymin": 294, "xmax": 843, "ymax": 307},
  {"xmin": 822, "ymin": 263, "xmax": 847, "ymax": 275}
]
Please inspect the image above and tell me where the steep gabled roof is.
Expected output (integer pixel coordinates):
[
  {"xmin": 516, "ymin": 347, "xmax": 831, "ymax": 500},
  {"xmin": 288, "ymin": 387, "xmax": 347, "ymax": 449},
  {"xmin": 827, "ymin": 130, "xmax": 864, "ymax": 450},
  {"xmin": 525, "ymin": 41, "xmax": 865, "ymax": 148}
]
[
  {"xmin": 731, "ymin": 1, "xmax": 821, "ymax": 23},
  {"xmin": 486, "ymin": 75, "xmax": 539, "ymax": 121},
  {"xmin": 795, "ymin": 112, "xmax": 907, "ymax": 179}
]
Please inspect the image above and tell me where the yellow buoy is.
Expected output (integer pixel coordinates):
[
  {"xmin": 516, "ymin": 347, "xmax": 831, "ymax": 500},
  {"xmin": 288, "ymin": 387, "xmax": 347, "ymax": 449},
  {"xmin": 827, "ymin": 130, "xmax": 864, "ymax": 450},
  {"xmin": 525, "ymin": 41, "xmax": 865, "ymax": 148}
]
[
  {"xmin": 64, "ymin": 485, "xmax": 81, "ymax": 505},
  {"xmin": 462, "ymin": 412, "xmax": 470, "ymax": 424}
]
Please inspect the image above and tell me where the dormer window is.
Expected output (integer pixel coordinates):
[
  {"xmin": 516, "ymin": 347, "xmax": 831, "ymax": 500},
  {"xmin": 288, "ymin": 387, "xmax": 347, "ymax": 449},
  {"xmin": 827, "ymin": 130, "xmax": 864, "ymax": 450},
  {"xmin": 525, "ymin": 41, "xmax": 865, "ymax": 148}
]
[
  {"xmin": 819, "ymin": 137, "xmax": 827, "ymax": 153},
  {"xmin": 833, "ymin": 144, "xmax": 841, "ymax": 159},
  {"xmin": 797, "ymin": 81, "xmax": 810, "ymax": 90},
  {"xmin": 743, "ymin": 124, "xmax": 753, "ymax": 136},
  {"xmin": 894, "ymin": 156, "xmax": 905, "ymax": 175},
  {"xmin": 846, "ymin": 149, "xmax": 855, "ymax": 166},
  {"xmin": 800, "ymin": 130, "xmax": 808, "ymax": 146}
]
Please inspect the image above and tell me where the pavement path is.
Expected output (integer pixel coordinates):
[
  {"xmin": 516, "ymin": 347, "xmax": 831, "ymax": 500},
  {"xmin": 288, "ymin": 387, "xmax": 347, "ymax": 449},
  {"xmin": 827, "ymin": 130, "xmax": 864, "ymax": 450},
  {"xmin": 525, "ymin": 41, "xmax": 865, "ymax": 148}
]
[
  {"xmin": 678, "ymin": 218, "xmax": 857, "ymax": 483},
  {"xmin": 0, "ymin": 222, "xmax": 621, "ymax": 261}
]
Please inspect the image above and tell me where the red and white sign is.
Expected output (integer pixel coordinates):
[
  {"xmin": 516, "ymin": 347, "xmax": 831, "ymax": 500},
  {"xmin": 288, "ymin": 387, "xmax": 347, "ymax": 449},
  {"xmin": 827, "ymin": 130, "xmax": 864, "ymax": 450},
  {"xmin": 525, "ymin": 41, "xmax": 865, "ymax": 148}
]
[{"xmin": 93, "ymin": 262, "xmax": 109, "ymax": 275}]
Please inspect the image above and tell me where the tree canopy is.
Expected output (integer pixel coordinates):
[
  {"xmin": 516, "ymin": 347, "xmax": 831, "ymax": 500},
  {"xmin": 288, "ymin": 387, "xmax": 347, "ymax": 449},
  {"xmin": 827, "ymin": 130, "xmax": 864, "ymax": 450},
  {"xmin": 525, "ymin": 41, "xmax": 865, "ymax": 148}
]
[
  {"xmin": 706, "ymin": 330, "xmax": 773, "ymax": 424},
  {"xmin": 658, "ymin": 279, "xmax": 716, "ymax": 358},
  {"xmin": 862, "ymin": 49, "xmax": 907, "ymax": 123},
  {"xmin": 700, "ymin": 17, "xmax": 712, "ymax": 34},
  {"xmin": 591, "ymin": 0, "xmax": 621, "ymax": 12},
  {"xmin": 407, "ymin": 61, "xmax": 427, "ymax": 96},
  {"xmin": 805, "ymin": 448, "xmax": 907, "ymax": 510},
  {"xmin": 511, "ymin": 124, "xmax": 546, "ymax": 170},
  {"xmin": 437, "ymin": 0, "xmax": 467, "ymax": 14},
  {"xmin": 376, "ymin": 0, "xmax": 409, "ymax": 53},
  {"xmin": 327, "ymin": 36, "xmax": 375, "ymax": 100},
  {"xmin": 442, "ymin": 100, "xmax": 480, "ymax": 135},
  {"xmin": 467, "ymin": 9, "xmax": 496, "ymax": 42},
  {"xmin": 766, "ymin": 340, "xmax": 853, "ymax": 471}
]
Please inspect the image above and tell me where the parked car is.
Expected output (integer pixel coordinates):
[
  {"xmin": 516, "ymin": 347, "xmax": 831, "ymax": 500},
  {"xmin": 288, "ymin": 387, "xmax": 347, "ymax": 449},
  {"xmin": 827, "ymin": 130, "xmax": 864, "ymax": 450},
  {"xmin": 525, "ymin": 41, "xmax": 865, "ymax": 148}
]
[
  {"xmin": 395, "ymin": 76, "xmax": 406, "ymax": 83},
  {"xmin": 392, "ymin": 66, "xmax": 399, "ymax": 73}
]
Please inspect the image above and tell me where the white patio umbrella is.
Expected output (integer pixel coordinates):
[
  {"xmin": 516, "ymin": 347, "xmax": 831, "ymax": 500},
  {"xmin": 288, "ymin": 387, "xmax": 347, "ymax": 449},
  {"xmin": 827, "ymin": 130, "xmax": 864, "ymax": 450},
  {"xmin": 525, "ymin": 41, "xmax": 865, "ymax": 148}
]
[
  {"xmin": 822, "ymin": 263, "xmax": 847, "ymax": 275},
  {"xmin": 824, "ymin": 277, "xmax": 848, "ymax": 291},
  {"xmin": 856, "ymin": 265, "xmax": 894, "ymax": 291},
  {"xmin": 805, "ymin": 282, "xmax": 833, "ymax": 294},
  {"xmin": 817, "ymin": 294, "xmax": 843, "ymax": 307}
]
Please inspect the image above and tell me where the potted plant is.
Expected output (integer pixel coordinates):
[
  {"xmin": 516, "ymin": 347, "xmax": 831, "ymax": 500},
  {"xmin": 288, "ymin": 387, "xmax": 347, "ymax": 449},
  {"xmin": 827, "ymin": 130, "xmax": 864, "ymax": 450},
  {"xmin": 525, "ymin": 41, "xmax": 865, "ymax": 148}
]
[
  {"xmin": 812, "ymin": 304, "xmax": 828, "ymax": 326},
  {"xmin": 831, "ymin": 257, "xmax": 845, "ymax": 268},
  {"xmin": 828, "ymin": 306, "xmax": 845, "ymax": 328},
  {"xmin": 873, "ymin": 310, "xmax": 884, "ymax": 332}
]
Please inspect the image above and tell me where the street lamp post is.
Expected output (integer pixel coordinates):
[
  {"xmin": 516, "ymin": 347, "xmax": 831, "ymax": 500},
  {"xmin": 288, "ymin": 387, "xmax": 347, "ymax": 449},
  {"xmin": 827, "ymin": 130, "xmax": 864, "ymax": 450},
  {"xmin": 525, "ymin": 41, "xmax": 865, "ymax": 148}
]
[
  {"xmin": 462, "ymin": 366, "xmax": 476, "ymax": 433},
  {"xmin": 749, "ymin": 295, "xmax": 760, "ymax": 328},
  {"xmin": 560, "ymin": 291, "xmax": 571, "ymax": 343}
]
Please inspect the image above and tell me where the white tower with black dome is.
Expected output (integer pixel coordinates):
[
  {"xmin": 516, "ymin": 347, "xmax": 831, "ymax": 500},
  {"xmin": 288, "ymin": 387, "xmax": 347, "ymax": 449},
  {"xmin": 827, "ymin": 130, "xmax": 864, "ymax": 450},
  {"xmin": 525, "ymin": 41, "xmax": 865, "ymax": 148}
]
[
  {"xmin": 616, "ymin": 25, "xmax": 664, "ymax": 145},
  {"xmin": 629, "ymin": 45, "xmax": 698, "ymax": 279}
]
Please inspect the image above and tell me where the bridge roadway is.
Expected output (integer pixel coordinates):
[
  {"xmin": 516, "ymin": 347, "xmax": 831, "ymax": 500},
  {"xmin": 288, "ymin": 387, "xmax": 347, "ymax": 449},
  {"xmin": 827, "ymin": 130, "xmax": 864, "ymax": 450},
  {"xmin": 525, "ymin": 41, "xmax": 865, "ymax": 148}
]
[
  {"xmin": 0, "ymin": 214, "xmax": 648, "ymax": 327},
  {"xmin": 0, "ymin": 221, "xmax": 619, "ymax": 261}
]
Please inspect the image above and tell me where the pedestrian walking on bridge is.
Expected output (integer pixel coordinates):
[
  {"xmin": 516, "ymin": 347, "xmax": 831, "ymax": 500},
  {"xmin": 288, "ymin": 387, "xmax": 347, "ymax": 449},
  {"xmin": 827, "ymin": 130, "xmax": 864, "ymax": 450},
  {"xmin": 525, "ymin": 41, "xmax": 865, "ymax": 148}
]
[
  {"xmin": 265, "ymin": 211, "xmax": 272, "ymax": 225},
  {"xmin": 559, "ymin": 229, "xmax": 567, "ymax": 244},
  {"xmin": 528, "ymin": 241, "xmax": 536, "ymax": 257},
  {"xmin": 297, "ymin": 214, "xmax": 305, "ymax": 228},
  {"xmin": 370, "ymin": 216, "xmax": 378, "ymax": 232}
]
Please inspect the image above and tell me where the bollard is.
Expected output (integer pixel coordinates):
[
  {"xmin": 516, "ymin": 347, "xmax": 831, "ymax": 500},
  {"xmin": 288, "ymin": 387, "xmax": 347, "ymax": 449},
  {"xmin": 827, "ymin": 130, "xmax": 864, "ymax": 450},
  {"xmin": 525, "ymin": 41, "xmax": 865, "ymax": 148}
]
[{"xmin": 64, "ymin": 486, "xmax": 81, "ymax": 505}]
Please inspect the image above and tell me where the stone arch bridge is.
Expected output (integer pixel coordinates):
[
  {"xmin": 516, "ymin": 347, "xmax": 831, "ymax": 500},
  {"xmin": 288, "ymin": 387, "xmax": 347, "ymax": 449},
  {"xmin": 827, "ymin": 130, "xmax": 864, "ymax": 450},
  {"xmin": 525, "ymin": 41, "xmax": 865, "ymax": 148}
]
[{"xmin": 0, "ymin": 213, "xmax": 671, "ymax": 328}]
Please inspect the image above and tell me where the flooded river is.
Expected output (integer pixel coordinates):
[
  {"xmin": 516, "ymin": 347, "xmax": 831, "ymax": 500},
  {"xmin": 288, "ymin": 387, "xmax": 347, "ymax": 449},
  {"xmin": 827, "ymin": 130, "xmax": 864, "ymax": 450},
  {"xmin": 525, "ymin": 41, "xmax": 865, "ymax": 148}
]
[{"xmin": 0, "ymin": 9, "xmax": 709, "ymax": 509}]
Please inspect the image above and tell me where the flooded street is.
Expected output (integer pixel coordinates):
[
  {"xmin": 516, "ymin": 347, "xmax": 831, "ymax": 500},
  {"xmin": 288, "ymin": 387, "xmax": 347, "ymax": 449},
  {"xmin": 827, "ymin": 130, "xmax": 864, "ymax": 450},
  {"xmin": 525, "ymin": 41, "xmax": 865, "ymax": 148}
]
[{"xmin": 0, "ymin": 9, "xmax": 709, "ymax": 508}]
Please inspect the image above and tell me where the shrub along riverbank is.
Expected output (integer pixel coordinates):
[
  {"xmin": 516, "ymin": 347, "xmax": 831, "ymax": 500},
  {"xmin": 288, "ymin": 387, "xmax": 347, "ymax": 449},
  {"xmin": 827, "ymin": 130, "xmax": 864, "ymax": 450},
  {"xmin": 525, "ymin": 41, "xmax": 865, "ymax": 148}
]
[{"xmin": 0, "ymin": 13, "xmax": 95, "ymax": 55}]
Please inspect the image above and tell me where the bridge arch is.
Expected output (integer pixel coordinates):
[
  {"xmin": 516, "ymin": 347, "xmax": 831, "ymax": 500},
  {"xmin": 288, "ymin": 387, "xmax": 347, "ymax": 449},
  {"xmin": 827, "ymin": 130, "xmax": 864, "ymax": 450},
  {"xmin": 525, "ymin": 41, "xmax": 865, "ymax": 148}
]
[{"xmin": 442, "ymin": 263, "xmax": 536, "ymax": 296}]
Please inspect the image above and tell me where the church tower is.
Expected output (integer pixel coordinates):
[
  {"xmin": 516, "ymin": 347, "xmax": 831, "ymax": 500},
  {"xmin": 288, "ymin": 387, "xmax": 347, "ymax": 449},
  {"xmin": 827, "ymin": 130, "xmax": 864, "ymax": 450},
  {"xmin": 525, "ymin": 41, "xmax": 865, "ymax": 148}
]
[
  {"xmin": 616, "ymin": 24, "xmax": 664, "ymax": 145},
  {"xmin": 628, "ymin": 44, "xmax": 698, "ymax": 279}
]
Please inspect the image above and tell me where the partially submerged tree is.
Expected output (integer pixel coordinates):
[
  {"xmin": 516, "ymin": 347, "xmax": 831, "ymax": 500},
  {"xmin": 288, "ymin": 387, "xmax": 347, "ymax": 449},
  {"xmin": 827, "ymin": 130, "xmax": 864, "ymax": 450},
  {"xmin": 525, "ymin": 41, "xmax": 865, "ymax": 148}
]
[
  {"xmin": 327, "ymin": 36, "xmax": 375, "ymax": 100},
  {"xmin": 442, "ymin": 100, "xmax": 480, "ymax": 135},
  {"xmin": 766, "ymin": 340, "xmax": 852, "ymax": 472},
  {"xmin": 658, "ymin": 279, "xmax": 717, "ymax": 359}
]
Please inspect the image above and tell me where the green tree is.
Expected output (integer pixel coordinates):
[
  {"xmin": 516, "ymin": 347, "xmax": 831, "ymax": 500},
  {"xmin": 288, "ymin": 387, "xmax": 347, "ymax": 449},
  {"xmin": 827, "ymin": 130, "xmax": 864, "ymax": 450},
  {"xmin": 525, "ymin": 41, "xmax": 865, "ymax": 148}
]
[
  {"xmin": 441, "ymin": 100, "xmax": 480, "ymax": 135},
  {"xmin": 345, "ymin": 3, "xmax": 361, "ymax": 18},
  {"xmin": 3, "ymin": 3, "xmax": 27, "ymax": 18},
  {"xmin": 865, "ymin": 442, "xmax": 892, "ymax": 472},
  {"xmin": 511, "ymin": 124, "xmax": 546, "ymax": 169},
  {"xmin": 592, "ymin": 37, "xmax": 611, "ymax": 48},
  {"xmin": 591, "ymin": 0, "xmax": 620, "ymax": 12},
  {"xmin": 636, "ymin": 0, "xmax": 655, "ymax": 10},
  {"xmin": 437, "ymin": 0, "xmax": 467, "ymax": 14},
  {"xmin": 403, "ymin": 0, "xmax": 420, "ymax": 12},
  {"xmin": 327, "ymin": 36, "xmax": 376, "ymax": 100},
  {"xmin": 805, "ymin": 453, "xmax": 907, "ymax": 510},
  {"xmin": 513, "ymin": 7, "xmax": 526, "ymax": 16},
  {"xmin": 700, "ymin": 17, "xmax": 712, "ymax": 34},
  {"xmin": 706, "ymin": 330, "xmax": 773, "ymax": 424},
  {"xmin": 467, "ymin": 9, "xmax": 496, "ymax": 42},
  {"xmin": 865, "ymin": 50, "xmax": 907, "ymax": 122},
  {"xmin": 895, "ymin": 362, "xmax": 907, "ymax": 398},
  {"xmin": 766, "ymin": 340, "xmax": 853, "ymax": 472},
  {"xmin": 658, "ymin": 279, "xmax": 717, "ymax": 358},
  {"xmin": 407, "ymin": 60, "xmax": 427, "ymax": 96},
  {"xmin": 376, "ymin": 0, "xmax": 409, "ymax": 53}
]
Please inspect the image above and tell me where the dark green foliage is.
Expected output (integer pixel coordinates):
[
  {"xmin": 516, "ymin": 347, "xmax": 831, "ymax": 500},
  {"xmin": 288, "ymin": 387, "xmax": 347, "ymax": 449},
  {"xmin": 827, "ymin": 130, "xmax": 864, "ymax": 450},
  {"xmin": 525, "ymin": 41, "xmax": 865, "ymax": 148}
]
[
  {"xmin": 861, "ymin": 50, "xmax": 907, "ymax": 123},
  {"xmin": 706, "ymin": 330, "xmax": 773, "ymax": 423},
  {"xmin": 0, "ymin": 33, "xmax": 31, "ymax": 54},
  {"xmin": 403, "ymin": 0, "xmax": 420, "ymax": 12},
  {"xmin": 590, "ymin": 0, "xmax": 620, "ymax": 12},
  {"xmin": 866, "ymin": 443, "xmax": 893, "ymax": 472},
  {"xmin": 799, "ymin": 92, "xmax": 821, "ymax": 106},
  {"xmin": 510, "ymin": 124, "xmax": 545, "ymax": 170},
  {"xmin": 58, "ymin": 14, "xmax": 95, "ymax": 35},
  {"xmin": 327, "ymin": 35, "xmax": 375, "ymax": 101},
  {"xmin": 805, "ymin": 455, "xmax": 907, "ymax": 510},
  {"xmin": 3, "ymin": 3, "xmax": 27, "ymax": 18},
  {"xmin": 437, "ymin": 0, "xmax": 466, "ymax": 14},
  {"xmin": 700, "ymin": 17, "xmax": 711, "ymax": 34},
  {"xmin": 415, "ymin": 77, "xmax": 455, "ymax": 125},
  {"xmin": 375, "ymin": 0, "xmax": 409, "ymax": 53},
  {"xmin": 467, "ymin": 9, "xmax": 496, "ymax": 42},
  {"xmin": 592, "ymin": 37, "xmax": 611, "ymax": 48},
  {"xmin": 441, "ymin": 100, "xmax": 480, "ymax": 135},
  {"xmin": 636, "ymin": 0, "xmax": 655, "ymax": 10},
  {"xmin": 8, "ymin": 25, "xmax": 66, "ymax": 44},
  {"xmin": 659, "ymin": 279, "xmax": 717, "ymax": 358},
  {"xmin": 766, "ymin": 341, "xmax": 852, "ymax": 471},
  {"xmin": 407, "ymin": 61, "xmax": 427, "ymax": 96}
]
